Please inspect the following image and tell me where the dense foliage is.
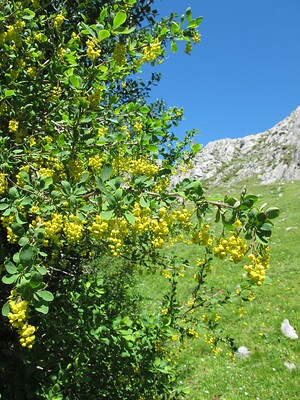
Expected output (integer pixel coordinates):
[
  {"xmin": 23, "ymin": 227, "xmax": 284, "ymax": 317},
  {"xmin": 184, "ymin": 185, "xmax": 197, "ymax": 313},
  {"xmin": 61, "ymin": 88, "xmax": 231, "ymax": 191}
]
[{"xmin": 0, "ymin": 0, "xmax": 279, "ymax": 398}]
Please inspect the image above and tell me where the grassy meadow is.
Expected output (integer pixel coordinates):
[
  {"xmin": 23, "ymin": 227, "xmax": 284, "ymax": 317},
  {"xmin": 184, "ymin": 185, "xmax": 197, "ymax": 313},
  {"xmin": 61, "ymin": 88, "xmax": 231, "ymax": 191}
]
[{"xmin": 138, "ymin": 180, "xmax": 300, "ymax": 399}]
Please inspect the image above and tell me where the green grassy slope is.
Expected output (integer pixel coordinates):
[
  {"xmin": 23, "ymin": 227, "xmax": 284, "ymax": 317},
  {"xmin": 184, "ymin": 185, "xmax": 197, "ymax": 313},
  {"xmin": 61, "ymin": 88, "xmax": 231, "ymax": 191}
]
[{"xmin": 139, "ymin": 180, "xmax": 300, "ymax": 400}]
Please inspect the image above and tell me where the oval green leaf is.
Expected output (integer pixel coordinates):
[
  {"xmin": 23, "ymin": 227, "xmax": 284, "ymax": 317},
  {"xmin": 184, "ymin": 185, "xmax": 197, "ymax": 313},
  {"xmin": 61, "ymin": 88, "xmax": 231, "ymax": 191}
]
[
  {"xmin": 36, "ymin": 290, "xmax": 54, "ymax": 302},
  {"xmin": 113, "ymin": 11, "xmax": 127, "ymax": 29}
]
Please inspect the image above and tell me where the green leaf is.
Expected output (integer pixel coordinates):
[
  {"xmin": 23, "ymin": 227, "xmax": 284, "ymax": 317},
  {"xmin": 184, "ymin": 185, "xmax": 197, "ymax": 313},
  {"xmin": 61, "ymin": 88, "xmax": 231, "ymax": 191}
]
[
  {"xmin": 186, "ymin": 7, "xmax": 192, "ymax": 23},
  {"xmin": 61, "ymin": 180, "xmax": 71, "ymax": 194},
  {"xmin": 147, "ymin": 144, "xmax": 158, "ymax": 153},
  {"xmin": 171, "ymin": 22, "xmax": 180, "ymax": 35},
  {"xmin": 80, "ymin": 23, "xmax": 95, "ymax": 37},
  {"xmin": 139, "ymin": 105, "xmax": 150, "ymax": 114},
  {"xmin": 100, "ymin": 7, "xmax": 108, "ymax": 21},
  {"xmin": 18, "ymin": 236, "xmax": 30, "ymax": 247},
  {"xmin": 256, "ymin": 212, "xmax": 266, "ymax": 222},
  {"xmin": 191, "ymin": 143, "xmax": 201, "ymax": 154},
  {"xmin": 36, "ymin": 266, "xmax": 48, "ymax": 276},
  {"xmin": 125, "ymin": 212, "xmax": 135, "ymax": 225},
  {"xmin": 113, "ymin": 11, "xmax": 127, "ymax": 29},
  {"xmin": 98, "ymin": 29, "xmax": 110, "ymax": 41},
  {"xmin": 11, "ymin": 222, "xmax": 25, "ymax": 236},
  {"xmin": 4, "ymin": 89, "xmax": 15, "ymax": 97},
  {"xmin": 15, "ymin": 212, "xmax": 27, "ymax": 225},
  {"xmin": 114, "ymin": 188, "xmax": 123, "ymax": 201},
  {"xmin": 100, "ymin": 210, "xmax": 114, "ymax": 220},
  {"xmin": 69, "ymin": 74, "xmax": 81, "ymax": 88},
  {"xmin": 139, "ymin": 196, "xmax": 150, "ymax": 208},
  {"xmin": 2, "ymin": 274, "xmax": 18, "ymax": 284},
  {"xmin": 259, "ymin": 222, "xmax": 274, "ymax": 232},
  {"xmin": 171, "ymin": 41, "xmax": 178, "ymax": 53},
  {"xmin": 8, "ymin": 187, "xmax": 19, "ymax": 199},
  {"xmin": 265, "ymin": 207, "xmax": 280, "ymax": 219},
  {"xmin": 36, "ymin": 290, "xmax": 54, "ymax": 302},
  {"xmin": 101, "ymin": 164, "xmax": 113, "ymax": 181},
  {"xmin": 113, "ymin": 26, "xmax": 136, "ymax": 35},
  {"xmin": 19, "ymin": 245, "xmax": 35, "ymax": 264},
  {"xmin": 2, "ymin": 301, "xmax": 10, "ymax": 317},
  {"xmin": 0, "ymin": 203, "xmax": 9, "ymax": 210},
  {"xmin": 5, "ymin": 261, "xmax": 17, "ymax": 275},
  {"xmin": 22, "ymin": 8, "xmax": 35, "ymax": 20},
  {"xmin": 34, "ymin": 303, "xmax": 49, "ymax": 314}
]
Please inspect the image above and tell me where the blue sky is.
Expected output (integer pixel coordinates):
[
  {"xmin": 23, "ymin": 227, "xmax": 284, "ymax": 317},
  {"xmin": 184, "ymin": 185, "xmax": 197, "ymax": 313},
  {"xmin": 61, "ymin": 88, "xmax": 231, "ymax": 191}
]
[{"xmin": 143, "ymin": 0, "xmax": 300, "ymax": 146}]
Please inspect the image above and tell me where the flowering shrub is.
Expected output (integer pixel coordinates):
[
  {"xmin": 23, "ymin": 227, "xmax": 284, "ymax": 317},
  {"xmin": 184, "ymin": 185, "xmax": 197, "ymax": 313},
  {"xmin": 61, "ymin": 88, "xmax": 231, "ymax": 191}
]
[{"xmin": 0, "ymin": 0, "xmax": 279, "ymax": 398}]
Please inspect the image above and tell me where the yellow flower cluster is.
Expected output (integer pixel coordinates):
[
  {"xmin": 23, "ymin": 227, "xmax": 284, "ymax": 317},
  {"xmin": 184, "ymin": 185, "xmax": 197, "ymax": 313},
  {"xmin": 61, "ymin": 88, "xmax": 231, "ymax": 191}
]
[
  {"xmin": 161, "ymin": 269, "xmax": 172, "ymax": 279},
  {"xmin": 140, "ymin": 38, "xmax": 162, "ymax": 64},
  {"xmin": 89, "ymin": 203, "xmax": 188, "ymax": 254},
  {"xmin": 0, "ymin": 20, "xmax": 25, "ymax": 45},
  {"xmin": 8, "ymin": 294, "xmax": 36, "ymax": 349},
  {"xmin": 97, "ymin": 126, "xmax": 108, "ymax": 137},
  {"xmin": 16, "ymin": 165, "xmax": 30, "ymax": 187},
  {"xmin": 132, "ymin": 202, "xmax": 151, "ymax": 233},
  {"xmin": 53, "ymin": 14, "xmax": 64, "ymax": 28},
  {"xmin": 37, "ymin": 156, "xmax": 64, "ymax": 179},
  {"xmin": 172, "ymin": 208, "xmax": 192, "ymax": 229},
  {"xmin": 129, "ymin": 158, "xmax": 159, "ymax": 177},
  {"xmin": 33, "ymin": 32, "xmax": 43, "ymax": 42},
  {"xmin": 88, "ymin": 87, "xmax": 103, "ymax": 109},
  {"xmin": 38, "ymin": 168, "xmax": 55, "ymax": 178},
  {"xmin": 187, "ymin": 327, "xmax": 199, "ymax": 338},
  {"xmin": 29, "ymin": 137, "xmax": 36, "ymax": 147},
  {"xmin": 86, "ymin": 39, "xmax": 101, "ymax": 61},
  {"xmin": 132, "ymin": 205, "xmax": 192, "ymax": 248},
  {"xmin": 213, "ymin": 235, "xmax": 248, "ymax": 263},
  {"xmin": 192, "ymin": 224, "xmax": 213, "ymax": 246},
  {"xmin": 186, "ymin": 297, "xmax": 195, "ymax": 308},
  {"xmin": 0, "ymin": 172, "xmax": 6, "ymax": 195},
  {"xmin": 243, "ymin": 247, "xmax": 270, "ymax": 285},
  {"xmin": 63, "ymin": 215, "xmax": 85, "ymax": 244},
  {"xmin": 112, "ymin": 156, "xmax": 159, "ymax": 177},
  {"xmin": 8, "ymin": 120, "xmax": 19, "ymax": 132},
  {"xmin": 204, "ymin": 335, "xmax": 216, "ymax": 347},
  {"xmin": 89, "ymin": 216, "xmax": 128, "ymax": 257},
  {"xmin": 108, "ymin": 218, "xmax": 129, "ymax": 256},
  {"xmin": 185, "ymin": 42, "xmax": 192, "ymax": 55},
  {"xmin": 192, "ymin": 31, "xmax": 201, "ymax": 44},
  {"xmin": 42, "ymin": 213, "xmax": 64, "ymax": 245},
  {"xmin": 30, "ymin": 205, "xmax": 40, "ymax": 214},
  {"xmin": 69, "ymin": 159, "xmax": 86, "ymax": 181},
  {"xmin": 57, "ymin": 47, "xmax": 67, "ymax": 59},
  {"xmin": 47, "ymin": 86, "xmax": 62, "ymax": 102},
  {"xmin": 151, "ymin": 217, "xmax": 169, "ymax": 248},
  {"xmin": 152, "ymin": 177, "xmax": 170, "ymax": 193},
  {"xmin": 1, "ymin": 215, "xmax": 18, "ymax": 243},
  {"xmin": 113, "ymin": 42, "xmax": 126, "ymax": 66},
  {"xmin": 89, "ymin": 215, "xmax": 109, "ymax": 240},
  {"xmin": 26, "ymin": 66, "xmax": 36, "ymax": 78},
  {"xmin": 88, "ymin": 154, "xmax": 103, "ymax": 172},
  {"xmin": 133, "ymin": 121, "xmax": 143, "ymax": 131}
]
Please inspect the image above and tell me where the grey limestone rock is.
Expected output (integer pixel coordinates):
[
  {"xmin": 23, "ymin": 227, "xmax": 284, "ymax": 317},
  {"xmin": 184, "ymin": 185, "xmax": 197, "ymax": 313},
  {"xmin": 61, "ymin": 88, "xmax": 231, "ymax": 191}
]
[{"xmin": 175, "ymin": 107, "xmax": 300, "ymax": 186}]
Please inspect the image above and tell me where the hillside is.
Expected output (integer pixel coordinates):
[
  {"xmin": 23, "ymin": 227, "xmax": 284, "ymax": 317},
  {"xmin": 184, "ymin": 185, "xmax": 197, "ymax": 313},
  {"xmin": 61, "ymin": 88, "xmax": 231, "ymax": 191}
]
[{"xmin": 175, "ymin": 107, "xmax": 300, "ymax": 186}]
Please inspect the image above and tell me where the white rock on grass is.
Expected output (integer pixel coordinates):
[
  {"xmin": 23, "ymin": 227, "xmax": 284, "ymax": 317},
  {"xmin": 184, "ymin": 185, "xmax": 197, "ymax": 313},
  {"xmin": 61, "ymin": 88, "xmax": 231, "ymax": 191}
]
[
  {"xmin": 284, "ymin": 361, "xmax": 296, "ymax": 371},
  {"xmin": 281, "ymin": 319, "xmax": 298, "ymax": 340},
  {"xmin": 236, "ymin": 346, "xmax": 251, "ymax": 358}
]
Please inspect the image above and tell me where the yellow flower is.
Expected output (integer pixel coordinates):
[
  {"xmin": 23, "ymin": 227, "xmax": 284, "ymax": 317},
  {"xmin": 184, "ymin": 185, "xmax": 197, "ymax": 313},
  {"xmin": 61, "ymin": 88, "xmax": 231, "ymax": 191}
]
[
  {"xmin": 8, "ymin": 120, "xmax": 19, "ymax": 132},
  {"xmin": 86, "ymin": 39, "xmax": 101, "ymax": 61},
  {"xmin": 0, "ymin": 173, "xmax": 6, "ymax": 195},
  {"xmin": 54, "ymin": 14, "xmax": 65, "ymax": 28}
]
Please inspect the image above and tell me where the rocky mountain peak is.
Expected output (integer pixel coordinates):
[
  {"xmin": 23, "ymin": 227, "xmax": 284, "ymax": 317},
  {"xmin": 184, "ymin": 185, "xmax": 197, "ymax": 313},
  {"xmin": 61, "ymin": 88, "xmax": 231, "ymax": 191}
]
[{"xmin": 176, "ymin": 107, "xmax": 300, "ymax": 186}]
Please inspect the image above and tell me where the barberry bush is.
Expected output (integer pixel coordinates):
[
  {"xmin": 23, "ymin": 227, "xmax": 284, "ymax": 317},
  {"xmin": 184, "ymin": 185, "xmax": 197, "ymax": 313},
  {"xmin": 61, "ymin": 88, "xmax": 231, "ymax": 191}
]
[{"xmin": 0, "ymin": 0, "xmax": 279, "ymax": 398}]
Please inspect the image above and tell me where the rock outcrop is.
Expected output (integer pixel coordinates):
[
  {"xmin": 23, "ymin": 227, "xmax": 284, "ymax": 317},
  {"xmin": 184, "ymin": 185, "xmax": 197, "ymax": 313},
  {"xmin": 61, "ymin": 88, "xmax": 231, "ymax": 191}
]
[{"xmin": 176, "ymin": 107, "xmax": 300, "ymax": 186}]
